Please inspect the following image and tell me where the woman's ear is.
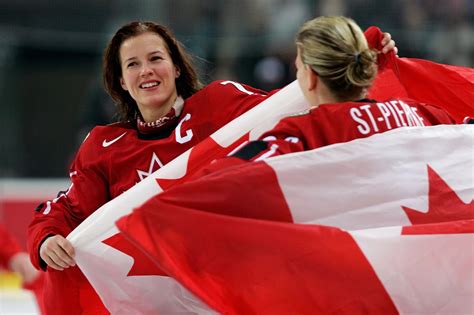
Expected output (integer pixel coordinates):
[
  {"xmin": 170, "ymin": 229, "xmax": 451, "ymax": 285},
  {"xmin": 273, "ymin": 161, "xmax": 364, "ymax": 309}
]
[
  {"xmin": 307, "ymin": 66, "xmax": 318, "ymax": 91},
  {"xmin": 120, "ymin": 78, "xmax": 128, "ymax": 91}
]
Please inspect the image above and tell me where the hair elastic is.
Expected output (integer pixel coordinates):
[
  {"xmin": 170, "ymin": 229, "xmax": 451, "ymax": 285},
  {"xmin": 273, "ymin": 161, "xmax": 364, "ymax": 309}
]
[{"xmin": 354, "ymin": 52, "xmax": 361, "ymax": 64}]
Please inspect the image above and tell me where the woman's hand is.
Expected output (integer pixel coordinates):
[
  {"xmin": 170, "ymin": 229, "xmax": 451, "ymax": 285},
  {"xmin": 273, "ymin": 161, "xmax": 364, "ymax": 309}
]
[
  {"xmin": 381, "ymin": 32, "xmax": 398, "ymax": 55},
  {"xmin": 9, "ymin": 252, "xmax": 41, "ymax": 284},
  {"xmin": 39, "ymin": 235, "xmax": 76, "ymax": 271}
]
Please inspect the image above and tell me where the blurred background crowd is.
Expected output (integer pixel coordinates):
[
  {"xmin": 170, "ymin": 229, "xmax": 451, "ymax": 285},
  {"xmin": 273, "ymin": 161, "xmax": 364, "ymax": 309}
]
[{"xmin": 0, "ymin": 0, "xmax": 473, "ymax": 178}]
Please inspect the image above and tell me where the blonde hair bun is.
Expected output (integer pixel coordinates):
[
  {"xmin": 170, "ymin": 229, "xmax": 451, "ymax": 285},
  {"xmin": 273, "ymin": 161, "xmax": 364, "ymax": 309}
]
[{"xmin": 296, "ymin": 16, "xmax": 378, "ymax": 101}]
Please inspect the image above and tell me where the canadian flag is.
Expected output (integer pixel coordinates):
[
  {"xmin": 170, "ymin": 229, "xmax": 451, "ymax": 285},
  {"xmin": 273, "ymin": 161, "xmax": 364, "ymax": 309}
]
[{"xmin": 117, "ymin": 124, "xmax": 474, "ymax": 314}]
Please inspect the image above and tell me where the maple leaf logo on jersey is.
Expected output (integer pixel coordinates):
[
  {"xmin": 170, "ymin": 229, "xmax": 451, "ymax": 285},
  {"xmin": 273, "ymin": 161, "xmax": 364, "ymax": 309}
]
[
  {"xmin": 402, "ymin": 165, "xmax": 474, "ymax": 235},
  {"xmin": 102, "ymin": 232, "xmax": 166, "ymax": 277},
  {"xmin": 137, "ymin": 152, "xmax": 164, "ymax": 181}
]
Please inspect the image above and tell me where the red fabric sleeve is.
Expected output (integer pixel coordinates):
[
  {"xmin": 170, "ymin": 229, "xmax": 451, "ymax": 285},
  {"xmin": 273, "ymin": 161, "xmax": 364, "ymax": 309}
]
[
  {"xmin": 205, "ymin": 80, "xmax": 275, "ymax": 129},
  {"xmin": 253, "ymin": 120, "xmax": 310, "ymax": 160},
  {"xmin": 417, "ymin": 103, "xmax": 458, "ymax": 124},
  {"xmin": 0, "ymin": 223, "xmax": 22, "ymax": 269},
  {"xmin": 237, "ymin": 113, "xmax": 320, "ymax": 161},
  {"xmin": 28, "ymin": 129, "xmax": 109, "ymax": 270}
]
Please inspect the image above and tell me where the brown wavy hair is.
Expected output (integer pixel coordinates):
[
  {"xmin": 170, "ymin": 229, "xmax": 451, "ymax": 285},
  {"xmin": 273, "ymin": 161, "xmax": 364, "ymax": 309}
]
[{"xmin": 103, "ymin": 21, "xmax": 203, "ymax": 122}]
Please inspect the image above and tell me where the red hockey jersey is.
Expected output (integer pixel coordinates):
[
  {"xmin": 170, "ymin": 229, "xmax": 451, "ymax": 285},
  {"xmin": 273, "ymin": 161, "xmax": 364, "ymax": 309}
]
[
  {"xmin": 28, "ymin": 80, "xmax": 271, "ymax": 314},
  {"xmin": 231, "ymin": 99, "xmax": 456, "ymax": 161}
]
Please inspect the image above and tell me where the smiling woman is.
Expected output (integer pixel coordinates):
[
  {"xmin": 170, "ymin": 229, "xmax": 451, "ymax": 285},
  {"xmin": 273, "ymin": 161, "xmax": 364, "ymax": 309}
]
[
  {"xmin": 27, "ymin": 21, "xmax": 274, "ymax": 315},
  {"xmin": 27, "ymin": 20, "xmax": 398, "ymax": 314},
  {"xmin": 118, "ymin": 33, "xmax": 180, "ymax": 122},
  {"xmin": 103, "ymin": 22, "xmax": 202, "ymax": 125}
]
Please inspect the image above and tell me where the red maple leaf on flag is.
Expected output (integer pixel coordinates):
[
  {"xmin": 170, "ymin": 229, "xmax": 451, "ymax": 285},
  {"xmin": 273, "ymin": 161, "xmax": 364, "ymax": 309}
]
[
  {"xmin": 156, "ymin": 133, "xmax": 249, "ymax": 190},
  {"xmin": 402, "ymin": 165, "xmax": 474, "ymax": 235},
  {"xmin": 102, "ymin": 232, "xmax": 166, "ymax": 277}
]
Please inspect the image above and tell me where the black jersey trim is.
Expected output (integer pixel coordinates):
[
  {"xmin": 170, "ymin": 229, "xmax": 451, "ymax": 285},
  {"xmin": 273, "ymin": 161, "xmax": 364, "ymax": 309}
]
[
  {"xmin": 356, "ymin": 98, "xmax": 376, "ymax": 103},
  {"xmin": 108, "ymin": 120, "xmax": 175, "ymax": 140},
  {"xmin": 137, "ymin": 128, "xmax": 174, "ymax": 140},
  {"xmin": 464, "ymin": 117, "xmax": 474, "ymax": 124},
  {"xmin": 35, "ymin": 202, "xmax": 45, "ymax": 212},
  {"xmin": 231, "ymin": 140, "xmax": 269, "ymax": 160}
]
